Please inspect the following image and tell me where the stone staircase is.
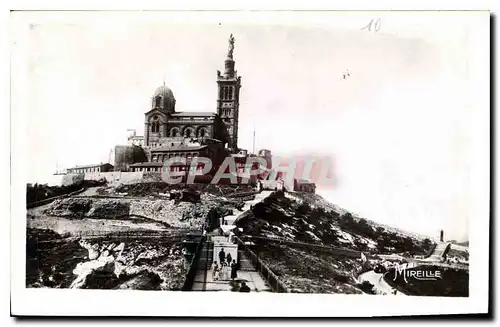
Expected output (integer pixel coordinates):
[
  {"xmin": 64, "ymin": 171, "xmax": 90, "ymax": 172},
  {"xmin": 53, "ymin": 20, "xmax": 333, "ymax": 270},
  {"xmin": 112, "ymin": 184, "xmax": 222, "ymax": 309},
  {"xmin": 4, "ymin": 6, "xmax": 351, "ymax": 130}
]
[
  {"xmin": 429, "ymin": 242, "xmax": 451, "ymax": 262},
  {"xmin": 238, "ymin": 250, "xmax": 255, "ymax": 271},
  {"xmin": 196, "ymin": 241, "xmax": 214, "ymax": 271}
]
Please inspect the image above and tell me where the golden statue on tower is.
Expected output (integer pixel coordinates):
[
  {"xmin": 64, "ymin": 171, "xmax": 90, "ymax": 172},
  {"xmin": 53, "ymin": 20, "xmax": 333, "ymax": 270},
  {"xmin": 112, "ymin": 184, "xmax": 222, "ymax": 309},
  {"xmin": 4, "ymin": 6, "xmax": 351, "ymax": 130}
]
[{"xmin": 228, "ymin": 34, "xmax": 235, "ymax": 58}]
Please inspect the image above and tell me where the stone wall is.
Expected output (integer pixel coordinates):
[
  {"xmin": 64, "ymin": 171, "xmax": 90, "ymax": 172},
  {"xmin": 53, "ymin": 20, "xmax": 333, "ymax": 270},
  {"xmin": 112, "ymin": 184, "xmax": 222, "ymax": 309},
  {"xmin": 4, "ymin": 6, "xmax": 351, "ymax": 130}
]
[
  {"xmin": 260, "ymin": 180, "xmax": 278, "ymax": 190},
  {"xmin": 141, "ymin": 172, "xmax": 164, "ymax": 183},
  {"xmin": 84, "ymin": 172, "xmax": 144, "ymax": 184}
]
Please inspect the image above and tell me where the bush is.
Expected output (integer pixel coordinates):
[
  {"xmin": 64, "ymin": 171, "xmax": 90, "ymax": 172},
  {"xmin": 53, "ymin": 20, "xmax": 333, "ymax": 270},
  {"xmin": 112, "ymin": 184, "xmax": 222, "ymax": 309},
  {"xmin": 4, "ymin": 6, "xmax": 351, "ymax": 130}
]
[
  {"xmin": 26, "ymin": 182, "xmax": 83, "ymax": 204},
  {"xmin": 332, "ymin": 273, "xmax": 350, "ymax": 283},
  {"xmin": 295, "ymin": 203, "xmax": 311, "ymax": 216},
  {"xmin": 358, "ymin": 281, "xmax": 376, "ymax": 294}
]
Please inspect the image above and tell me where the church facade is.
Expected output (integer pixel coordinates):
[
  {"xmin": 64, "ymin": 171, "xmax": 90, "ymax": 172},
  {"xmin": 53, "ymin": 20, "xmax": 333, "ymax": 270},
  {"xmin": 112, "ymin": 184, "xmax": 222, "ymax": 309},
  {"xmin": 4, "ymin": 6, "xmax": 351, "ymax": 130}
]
[{"xmin": 143, "ymin": 34, "xmax": 240, "ymax": 151}]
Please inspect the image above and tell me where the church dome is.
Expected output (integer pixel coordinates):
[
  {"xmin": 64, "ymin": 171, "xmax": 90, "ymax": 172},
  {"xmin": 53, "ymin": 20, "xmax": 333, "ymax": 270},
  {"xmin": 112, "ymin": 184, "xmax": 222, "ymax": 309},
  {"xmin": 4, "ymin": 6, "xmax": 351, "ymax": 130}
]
[
  {"xmin": 152, "ymin": 84, "xmax": 176, "ymax": 112},
  {"xmin": 153, "ymin": 84, "xmax": 175, "ymax": 100}
]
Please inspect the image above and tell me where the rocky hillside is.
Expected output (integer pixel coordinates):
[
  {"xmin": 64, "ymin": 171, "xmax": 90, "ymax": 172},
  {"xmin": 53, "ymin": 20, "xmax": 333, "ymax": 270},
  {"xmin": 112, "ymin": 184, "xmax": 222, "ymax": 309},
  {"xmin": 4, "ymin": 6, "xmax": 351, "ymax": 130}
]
[
  {"xmin": 236, "ymin": 191, "xmax": 434, "ymax": 255},
  {"xmin": 42, "ymin": 196, "xmax": 211, "ymax": 229},
  {"xmin": 235, "ymin": 191, "xmax": 436, "ymax": 294},
  {"xmin": 26, "ymin": 228, "xmax": 187, "ymax": 290}
]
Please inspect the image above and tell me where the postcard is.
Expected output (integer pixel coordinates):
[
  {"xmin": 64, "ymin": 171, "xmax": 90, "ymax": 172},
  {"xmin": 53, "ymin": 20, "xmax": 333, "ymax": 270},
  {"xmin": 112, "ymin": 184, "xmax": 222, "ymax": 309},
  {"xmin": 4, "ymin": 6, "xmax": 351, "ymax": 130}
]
[{"xmin": 10, "ymin": 9, "xmax": 490, "ymax": 317}]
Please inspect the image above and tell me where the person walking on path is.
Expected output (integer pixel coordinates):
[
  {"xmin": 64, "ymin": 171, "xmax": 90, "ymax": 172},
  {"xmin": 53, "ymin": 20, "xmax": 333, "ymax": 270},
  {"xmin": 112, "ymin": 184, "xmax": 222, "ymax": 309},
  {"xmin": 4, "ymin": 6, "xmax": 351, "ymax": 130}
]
[
  {"xmin": 220, "ymin": 261, "xmax": 228, "ymax": 281},
  {"xmin": 218, "ymin": 248, "xmax": 226, "ymax": 266},
  {"xmin": 212, "ymin": 261, "xmax": 220, "ymax": 281},
  {"xmin": 230, "ymin": 260, "xmax": 238, "ymax": 281},
  {"xmin": 226, "ymin": 253, "xmax": 232, "ymax": 266}
]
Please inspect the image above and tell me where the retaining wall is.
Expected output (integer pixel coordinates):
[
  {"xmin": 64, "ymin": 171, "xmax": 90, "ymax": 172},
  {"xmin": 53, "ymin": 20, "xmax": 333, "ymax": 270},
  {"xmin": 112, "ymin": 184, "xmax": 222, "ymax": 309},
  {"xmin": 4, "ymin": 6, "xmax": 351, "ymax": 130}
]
[
  {"xmin": 83, "ymin": 172, "xmax": 144, "ymax": 184},
  {"xmin": 26, "ymin": 188, "xmax": 86, "ymax": 209}
]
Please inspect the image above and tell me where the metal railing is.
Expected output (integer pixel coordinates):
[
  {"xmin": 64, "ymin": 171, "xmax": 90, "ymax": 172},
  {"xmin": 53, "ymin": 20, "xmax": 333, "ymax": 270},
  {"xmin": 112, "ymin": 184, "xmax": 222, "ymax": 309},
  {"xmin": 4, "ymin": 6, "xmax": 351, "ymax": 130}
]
[
  {"xmin": 234, "ymin": 236, "xmax": 289, "ymax": 293},
  {"xmin": 35, "ymin": 229, "xmax": 196, "ymax": 243},
  {"xmin": 241, "ymin": 235, "xmax": 361, "ymax": 258},
  {"xmin": 413, "ymin": 260, "xmax": 469, "ymax": 271},
  {"xmin": 182, "ymin": 231, "xmax": 206, "ymax": 291},
  {"xmin": 73, "ymin": 229, "xmax": 190, "ymax": 237},
  {"xmin": 26, "ymin": 188, "xmax": 86, "ymax": 208},
  {"xmin": 227, "ymin": 190, "xmax": 260, "ymax": 199}
]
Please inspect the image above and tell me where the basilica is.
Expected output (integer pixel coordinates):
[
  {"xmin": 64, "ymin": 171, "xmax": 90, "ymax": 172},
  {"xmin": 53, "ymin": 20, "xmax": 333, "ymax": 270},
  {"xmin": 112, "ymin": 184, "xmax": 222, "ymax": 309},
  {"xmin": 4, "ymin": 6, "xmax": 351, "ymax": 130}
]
[
  {"xmin": 69, "ymin": 34, "xmax": 313, "ymax": 192},
  {"xmin": 123, "ymin": 34, "xmax": 244, "ymax": 173}
]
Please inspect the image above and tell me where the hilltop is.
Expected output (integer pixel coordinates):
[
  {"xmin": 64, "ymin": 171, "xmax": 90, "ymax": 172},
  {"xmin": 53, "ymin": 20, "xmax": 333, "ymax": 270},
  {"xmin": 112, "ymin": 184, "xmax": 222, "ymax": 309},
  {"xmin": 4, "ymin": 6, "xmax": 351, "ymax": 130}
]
[{"xmin": 234, "ymin": 191, "xmax": 437, "ymax": 293}]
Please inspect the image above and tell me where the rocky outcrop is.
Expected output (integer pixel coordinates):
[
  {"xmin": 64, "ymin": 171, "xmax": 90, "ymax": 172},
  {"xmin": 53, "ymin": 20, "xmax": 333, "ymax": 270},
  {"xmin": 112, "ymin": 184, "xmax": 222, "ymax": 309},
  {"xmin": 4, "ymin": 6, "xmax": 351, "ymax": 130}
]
[
  {"xmin": 86, "ymin": 201, "xmax": 130, "ymax": 218},
  {"xmin": 47, "ymin": 198, "xmax": 93, "ymax": 218},
  {"xmin": 69, "ymin": 240, "xmax": 187, "ymax": 290},
  {"xmin": 42, "ymin": 196, "xmax": 220, "ymax": 229}
]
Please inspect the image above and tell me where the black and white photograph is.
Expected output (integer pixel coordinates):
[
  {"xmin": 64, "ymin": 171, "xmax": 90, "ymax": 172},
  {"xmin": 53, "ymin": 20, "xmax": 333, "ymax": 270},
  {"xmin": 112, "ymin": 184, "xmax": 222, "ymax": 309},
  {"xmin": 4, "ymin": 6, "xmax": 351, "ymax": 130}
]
[{"xmin": 9, "ymin": 8, "xmax": 490, "ymax": 317}]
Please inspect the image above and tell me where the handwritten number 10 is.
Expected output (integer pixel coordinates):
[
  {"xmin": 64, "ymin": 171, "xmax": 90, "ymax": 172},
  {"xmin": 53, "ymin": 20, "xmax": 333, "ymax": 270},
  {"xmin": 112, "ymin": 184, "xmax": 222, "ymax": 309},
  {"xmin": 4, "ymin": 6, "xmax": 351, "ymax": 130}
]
[{"xmin": 362, "ymin": 18, "xmax": 381, "ymax": 32}]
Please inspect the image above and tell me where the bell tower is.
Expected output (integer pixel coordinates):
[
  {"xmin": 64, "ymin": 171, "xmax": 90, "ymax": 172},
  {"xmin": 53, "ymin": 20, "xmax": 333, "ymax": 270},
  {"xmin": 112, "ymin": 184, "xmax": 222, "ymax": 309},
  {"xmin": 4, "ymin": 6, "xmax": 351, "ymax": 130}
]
[{"xmin": 217, "ymin": 34, "xmax": 242, "ymax": 152}]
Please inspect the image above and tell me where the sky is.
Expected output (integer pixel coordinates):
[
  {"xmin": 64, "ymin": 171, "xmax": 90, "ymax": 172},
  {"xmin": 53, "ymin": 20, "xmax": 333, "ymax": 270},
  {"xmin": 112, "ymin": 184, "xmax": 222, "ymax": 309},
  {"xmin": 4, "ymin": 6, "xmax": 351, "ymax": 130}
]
[{"xmin": 12, "ymin": 11, "xmax": 489, "ymax": 241}]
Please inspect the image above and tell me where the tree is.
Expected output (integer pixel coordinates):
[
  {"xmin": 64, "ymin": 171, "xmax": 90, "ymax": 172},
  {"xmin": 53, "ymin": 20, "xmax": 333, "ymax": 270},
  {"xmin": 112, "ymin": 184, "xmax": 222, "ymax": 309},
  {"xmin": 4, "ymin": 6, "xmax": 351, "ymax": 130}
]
[
  {"xmin": 295, "ymin": 202, "xmax": 311, "ymax": 216},
  {"xmin": 422, "ymin": 238, "xmax": 432, "ymax": 250},
  {"xmin": 403, "ymin": 237, "xmax": 414, "ymax": 252},
  {"xmin": 357, "ymin": 218, "xmax": 374, "ymax": 237},
  {"xmin": 377, "ymin": 235, "xmax": 386, "ymax": 251},
  {"xmin": 340, "ymin": 213, "xmax": 355, "ymax": 227},
  {"xmin": 374, "ymin": 227, "xmax": 385, "ymax": 238},
  {"xmin": 355, "ymin": 239, "xmax": 368, "ymax": 251},
  {"xmin": 358, "ymin": 218, "xmax": 368, "ymax": 226}
]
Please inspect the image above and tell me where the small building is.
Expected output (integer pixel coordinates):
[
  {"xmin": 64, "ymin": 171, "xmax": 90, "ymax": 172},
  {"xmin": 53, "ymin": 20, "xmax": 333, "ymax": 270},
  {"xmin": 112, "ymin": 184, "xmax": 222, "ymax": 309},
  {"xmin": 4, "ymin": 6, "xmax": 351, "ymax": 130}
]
[
  {"xmin": 294, "ymin": 179, "xmax": 316, "ymax": 193},
  {"xmin": 66, "ymin": 163, "xmax": 114, "ymax": 174},
  {"xmin": 257, "ymin": 149, "xmax": 272, "ymax": 170},
  {"xmin": 114, "ymin": 145, "xmax": 149, "ymax": 172},
  {"xmin": 128, "ymin": 162, "xmax": 164, "ymax": 173},
  {"xmin": 128, "ymin": 135, "xmax": 145, "ymax": 146}
]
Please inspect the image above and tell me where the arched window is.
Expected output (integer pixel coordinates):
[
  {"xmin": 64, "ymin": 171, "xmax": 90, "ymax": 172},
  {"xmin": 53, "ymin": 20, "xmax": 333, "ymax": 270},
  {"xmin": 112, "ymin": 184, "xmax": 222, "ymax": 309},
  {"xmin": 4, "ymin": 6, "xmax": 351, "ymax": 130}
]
[
  {"xmin": 155, "ymin": 96, "xmax": 162, "ymax": 107},
  {"xmin": 171, "ymin": 128, "xmax": 178, "ymax": 137},
  {"xmin": 185, "ymin": 129, "xmax": 192, "ymax": 137},
  {"xmin": 151, "ymin": 116, "xmax": 160, "ymax": 133},
  {"xmin": 199, "ymin": 129, "xmax": 205, "ymax": 137}
]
